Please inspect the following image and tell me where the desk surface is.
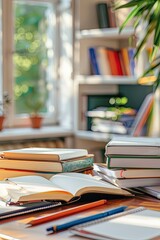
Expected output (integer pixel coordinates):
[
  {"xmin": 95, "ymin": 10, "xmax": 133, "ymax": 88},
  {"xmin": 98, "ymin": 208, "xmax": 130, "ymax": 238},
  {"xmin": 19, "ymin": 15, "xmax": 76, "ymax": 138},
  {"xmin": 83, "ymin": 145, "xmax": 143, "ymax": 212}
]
[{"xmin": 0, "ymin": 196, "xmax": 160, "ymax": 240}]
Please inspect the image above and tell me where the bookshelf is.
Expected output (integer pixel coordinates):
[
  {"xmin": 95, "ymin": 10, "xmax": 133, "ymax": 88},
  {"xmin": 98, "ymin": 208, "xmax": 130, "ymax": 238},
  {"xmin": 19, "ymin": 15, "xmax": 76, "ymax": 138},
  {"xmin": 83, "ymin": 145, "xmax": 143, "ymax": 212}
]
[{"xmin": 73, "ymin": 0, "xmax": 158, "ymax": 159}]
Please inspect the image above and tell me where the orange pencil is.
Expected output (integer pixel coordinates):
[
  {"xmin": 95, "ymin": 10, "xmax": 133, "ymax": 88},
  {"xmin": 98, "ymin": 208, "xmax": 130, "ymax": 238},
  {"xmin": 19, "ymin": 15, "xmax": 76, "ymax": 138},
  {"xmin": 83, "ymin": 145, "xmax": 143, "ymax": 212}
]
[{"xmin": 28, "ymin": 199, "xmax": 107, "ymax": 226}]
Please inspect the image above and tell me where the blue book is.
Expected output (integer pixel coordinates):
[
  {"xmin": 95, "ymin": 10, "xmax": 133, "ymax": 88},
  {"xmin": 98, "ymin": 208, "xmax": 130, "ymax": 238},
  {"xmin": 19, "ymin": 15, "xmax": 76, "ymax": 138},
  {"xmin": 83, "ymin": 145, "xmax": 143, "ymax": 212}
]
[
  {"xmin": 128, "ymin": 48, "xmax": 136, "ymax": 76},
  {"xmin": 88, "ymin": 47, "xmax": 101, "ymax": 75}
]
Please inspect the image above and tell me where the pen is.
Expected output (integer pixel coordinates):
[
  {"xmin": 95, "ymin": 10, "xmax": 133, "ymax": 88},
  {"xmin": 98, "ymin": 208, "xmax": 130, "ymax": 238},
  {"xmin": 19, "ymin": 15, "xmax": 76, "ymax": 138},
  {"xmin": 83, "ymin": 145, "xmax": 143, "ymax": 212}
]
[
  {"xmin": 28, "ymin": 199, "xmax": 107, "ymax": 226},
  {"xmin": 46, "ymin": 205, "xmax": 127, "ymax": 233}
]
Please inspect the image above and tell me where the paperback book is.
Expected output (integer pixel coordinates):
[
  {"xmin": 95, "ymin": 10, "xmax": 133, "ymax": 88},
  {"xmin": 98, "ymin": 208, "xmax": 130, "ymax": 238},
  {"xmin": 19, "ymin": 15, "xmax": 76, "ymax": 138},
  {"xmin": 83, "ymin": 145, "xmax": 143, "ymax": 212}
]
[{"xmin": 1, "ymin": 172, "xmax": 132, "ymax": 204}]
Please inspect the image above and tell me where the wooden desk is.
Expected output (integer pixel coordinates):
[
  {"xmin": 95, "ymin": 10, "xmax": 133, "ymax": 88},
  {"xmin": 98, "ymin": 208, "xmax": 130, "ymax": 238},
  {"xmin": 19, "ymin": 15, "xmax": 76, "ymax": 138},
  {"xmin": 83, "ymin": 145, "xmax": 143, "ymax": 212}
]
[{"xmin": 0, "ymin": 196, "xmax": 160, "ymax": 240}]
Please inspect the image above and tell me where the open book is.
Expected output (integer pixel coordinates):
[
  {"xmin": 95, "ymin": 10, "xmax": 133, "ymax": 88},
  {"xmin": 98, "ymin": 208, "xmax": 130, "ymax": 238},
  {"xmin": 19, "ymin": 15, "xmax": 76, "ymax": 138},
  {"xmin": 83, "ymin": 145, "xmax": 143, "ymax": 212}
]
[
  {"xmin": 1, "ymin": 173, "xmax": 132, "ymax": 203},
  {"xmin": 0, "ymin": 147, "xmax": 88, "ymax": 161}
]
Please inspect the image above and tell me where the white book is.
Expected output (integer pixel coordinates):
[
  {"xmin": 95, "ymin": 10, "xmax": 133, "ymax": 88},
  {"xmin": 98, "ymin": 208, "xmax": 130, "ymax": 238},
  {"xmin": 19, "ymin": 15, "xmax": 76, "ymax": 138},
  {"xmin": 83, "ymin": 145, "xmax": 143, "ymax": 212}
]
[
  {"xmin": 105, "ymin": 136, "xmax": 160, "ymax": 156},
  {"xmin": 94, "ymin": 163, "xmax": 160, "ymax": 178},
  {"xmin": 0, "ymin": 172, "xmax": 132, "ymax": 203},
  {"xmin": 137, "ymin": 186, "xmax": 160, "ymax": 199},
  {"xmin": 94, "ymin": 170, "xmax": 160, "ymax": 188},
  {"xmin": 0, "ymin": 147, "xmax": 88, "ymax": 161},
  {"xmin": 96, "ymin": 47, "xmax": 111, "ymax": 75},
  {"xmin": 72, "ymin": 207, "xmax": 160, "ymax": 240}
]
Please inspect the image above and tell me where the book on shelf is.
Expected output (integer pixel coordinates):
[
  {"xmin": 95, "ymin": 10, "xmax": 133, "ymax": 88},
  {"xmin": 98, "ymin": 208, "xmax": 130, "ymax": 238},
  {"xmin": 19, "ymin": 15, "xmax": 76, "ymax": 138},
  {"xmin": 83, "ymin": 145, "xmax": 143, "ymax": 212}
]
[
  {"xmin": 96, "ymin": 47, "xmax": 111, "ymax": 75},
  {"xmin": 91, "ymin": 118, "xmax": 127, "ymax": 135},
  {"xmin": 128, "ymin": 48, "xmax": 136, "ymax": 76},
  {"xmin": 147, "ymin": 88, "xmax": 160, "ymax": 137},
  {"xmin": 105, "ymin": 136, "xmax": 160, "ymax": 156},
  {"xmin": 86, "ymin": 106, "xmax": 117, "ymax": 119},
  {"xmin": 106, "ymin": 48, "xmax": 123, "ymax": 76},
  {"xmin": 0, "ymin": 154, "xmax": 94, "ymax": 172},
  {"xmin": 1, "ymin": 173, "xmax": 132, "ymax": 203},
  {"xmin": 71, "ymin": 207, "xmax": 160, "ymax": 240},
  {"xmin": 88, "ymin": 47, "xmax": 100, "ymax": 75},
  {"xmin": 106, "ymin": 155, "xmax": 160, "ymax": 169},
  {"xmin": 94, "ymin": 163, "xmax": 160, "ymax": 179},
  {"xmin": 96, "ymin": 3, "xmax": 110, "ymax": 29},
  {"xmin": 93, "ymin": 170, "xmax": 160, "ymax": 188},
  {"xmin": 130, "ymin": 93, "xmax": 154, "ymax": 136},
  {"xmin": 0, "ymin": 147, "xmax": 88, "ymax": 161},
  {"xmin": 120, "ymin": 48, "xmax": 131, "ymax": 76}
]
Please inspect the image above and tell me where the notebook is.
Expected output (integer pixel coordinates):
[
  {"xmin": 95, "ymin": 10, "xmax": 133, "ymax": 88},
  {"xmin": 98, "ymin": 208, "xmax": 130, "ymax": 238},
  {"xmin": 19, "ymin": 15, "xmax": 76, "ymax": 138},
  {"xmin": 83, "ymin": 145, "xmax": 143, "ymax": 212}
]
[
  {"xmin": 71, "ymin": 207, "xmax": 160, "ymax": 240},
  {"xmin": 0, "ymin": 201, "xmax": 62, "ymax": 220}
]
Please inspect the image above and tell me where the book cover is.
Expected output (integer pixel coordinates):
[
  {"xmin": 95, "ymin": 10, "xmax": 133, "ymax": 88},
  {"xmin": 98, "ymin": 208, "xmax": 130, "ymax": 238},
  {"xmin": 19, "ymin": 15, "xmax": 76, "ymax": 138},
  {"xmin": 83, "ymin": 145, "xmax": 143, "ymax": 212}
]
[
  {"xmin": 105, "ymin": 136, "xmax": 160, "ymax": 156},
  {"xmin": 96, "ymin": 47, "xmax": 111, "ymax": 75},
  {"xmin": 0, "ymin": 147, "xmax": 88, "ymax": 161},
  {"xmin": 94, "ymin": 163, "xmax": 160, "ymax": 179},
  {"xmin": 128, "ymin": 48, "xmax": 136, "ymax": 76},
  {"xmin": 106, "ymin": 155, "xmax": 160, "ymax": 169},
  {"xmin": 88, "ymin": 47, "xmax": 101, "ymax": 75},
  {"xmin": 120, "ymin": 48, "xmax": 131, "ymax": 76},
  {"xmin": 1, "ymin": 173, "xmax": 132, "ymax": 203},
  {"xmin": 0, "ymin": 154, "xmax": 94, "ymax": 172},
  {"xmin": 94, "ymin": 170, "xmax": 160, "ymax": 188},
  {"xmin": 130, "ymin": 93, "xmax": 154, "ymax": 136},
  {"xmin": 96, "ymin": 3, "xmax": 110, "ymax": 29},
  {"xmin": 106, "ymin": 49, "xmax": 123, "ymax": 76}
]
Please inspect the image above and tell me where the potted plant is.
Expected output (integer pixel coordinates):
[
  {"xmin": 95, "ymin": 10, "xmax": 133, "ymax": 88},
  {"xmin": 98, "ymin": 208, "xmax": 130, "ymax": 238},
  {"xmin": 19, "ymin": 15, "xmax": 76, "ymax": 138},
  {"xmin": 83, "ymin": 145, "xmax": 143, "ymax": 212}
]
[
  {"xmin": 115, "ymin": 0, "xmax": 160, "ymax": 89},
  {"xmin": 0, "ymin": 92, "xmax": 11, "ymax": 130},
  {"xmin": 24, "ymin": 86, "xmax": 47, "ymax": 129}
]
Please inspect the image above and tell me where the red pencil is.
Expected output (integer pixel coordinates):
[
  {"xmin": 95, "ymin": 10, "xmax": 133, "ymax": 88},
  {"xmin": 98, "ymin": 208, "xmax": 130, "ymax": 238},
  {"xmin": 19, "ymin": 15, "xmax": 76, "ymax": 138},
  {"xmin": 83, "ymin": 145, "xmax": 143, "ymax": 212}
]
[{"xmin": 28, "ymin": 199, "xmax": 107, "ymax": 226}]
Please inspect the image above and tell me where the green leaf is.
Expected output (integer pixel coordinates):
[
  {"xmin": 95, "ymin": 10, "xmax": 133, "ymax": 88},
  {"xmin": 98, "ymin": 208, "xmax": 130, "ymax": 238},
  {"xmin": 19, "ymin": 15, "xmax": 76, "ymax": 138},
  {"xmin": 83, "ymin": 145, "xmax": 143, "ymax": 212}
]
[{"xmin": 119, "ymin": 6, "xmax": 142, "ymax": 32}]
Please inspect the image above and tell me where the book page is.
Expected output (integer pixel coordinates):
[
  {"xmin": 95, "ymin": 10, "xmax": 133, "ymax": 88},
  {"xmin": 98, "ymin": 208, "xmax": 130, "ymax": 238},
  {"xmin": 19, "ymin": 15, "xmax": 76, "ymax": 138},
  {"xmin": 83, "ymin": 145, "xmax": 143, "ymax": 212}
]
[
  {"xmin": 50, "ymin": 173, "xmax": 131, "ymax": 197},
  {"xmin": 5, "ymin": 176, "xmax": 72, "ymax": 203}
]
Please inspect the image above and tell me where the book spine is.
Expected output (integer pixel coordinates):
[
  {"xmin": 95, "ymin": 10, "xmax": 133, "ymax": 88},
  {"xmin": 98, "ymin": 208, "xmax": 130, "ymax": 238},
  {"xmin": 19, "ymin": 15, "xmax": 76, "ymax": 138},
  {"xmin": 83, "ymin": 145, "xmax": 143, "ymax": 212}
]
[
  {"xmin": 88, "ymin": 47, "xmax": 100, "ymax": 75},
  {"xmin": 62, "ymin": 157, "xmax": 93, "ymax": 172},
  {"xmin": 106, "ymin": 49, "xmax": 123, "ymax": 76},
  {"xmin": 128, "ymin": 48, "xmax": 136, "ymax": 76},
  {"xmin": 96, "ymin": 3, "xmax": 110, "ymax": 29}
]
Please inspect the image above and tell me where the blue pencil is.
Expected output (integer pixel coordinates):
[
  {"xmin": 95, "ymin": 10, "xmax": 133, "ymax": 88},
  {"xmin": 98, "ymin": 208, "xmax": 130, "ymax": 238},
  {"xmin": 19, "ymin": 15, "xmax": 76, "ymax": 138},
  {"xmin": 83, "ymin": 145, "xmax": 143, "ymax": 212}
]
[{"xmin": 46, "ymin": 205, "xmax": 127, "ymax": 233}]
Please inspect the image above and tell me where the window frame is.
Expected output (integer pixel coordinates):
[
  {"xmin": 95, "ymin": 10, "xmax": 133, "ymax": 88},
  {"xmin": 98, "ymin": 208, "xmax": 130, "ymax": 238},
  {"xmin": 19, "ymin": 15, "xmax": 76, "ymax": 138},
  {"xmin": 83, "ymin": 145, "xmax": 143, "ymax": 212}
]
[{"xmin": 2, "ymin": 0, "xmax": 61, "ymax": 128}]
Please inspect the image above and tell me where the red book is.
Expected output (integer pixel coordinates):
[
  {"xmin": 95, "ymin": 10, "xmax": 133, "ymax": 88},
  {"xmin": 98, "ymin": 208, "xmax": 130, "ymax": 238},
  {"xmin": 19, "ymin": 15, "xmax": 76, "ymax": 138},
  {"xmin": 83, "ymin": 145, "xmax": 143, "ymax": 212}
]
[{"xmin": 106, "ymin": 49, "xmax": 123, "ymax": 76}]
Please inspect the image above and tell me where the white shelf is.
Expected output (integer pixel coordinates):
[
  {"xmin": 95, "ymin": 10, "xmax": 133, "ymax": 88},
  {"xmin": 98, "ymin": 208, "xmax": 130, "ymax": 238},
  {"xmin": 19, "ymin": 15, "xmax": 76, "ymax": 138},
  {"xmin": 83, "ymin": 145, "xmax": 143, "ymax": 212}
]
[
  {"xmin": 0, "ymin": 126, "xmax": 73, "ymax": 142},
  {"xmin": 77, "ymin": 27, "xmax": 135, "ymax": 40},
  {"xmin": 76, "ymin": 75, "xmax": 138, "ymax": 85},
  {"xmin": 75, "ymin": 130, "xmax": 112, "ymax": 142}
]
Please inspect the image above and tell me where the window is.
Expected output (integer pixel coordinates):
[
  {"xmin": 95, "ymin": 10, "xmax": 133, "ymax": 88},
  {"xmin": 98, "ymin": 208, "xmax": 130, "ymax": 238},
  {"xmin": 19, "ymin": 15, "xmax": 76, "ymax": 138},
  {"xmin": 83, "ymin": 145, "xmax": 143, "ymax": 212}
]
[{"xmin": 1, "ymin": 0, "xmax": 72, "ymax": 128}]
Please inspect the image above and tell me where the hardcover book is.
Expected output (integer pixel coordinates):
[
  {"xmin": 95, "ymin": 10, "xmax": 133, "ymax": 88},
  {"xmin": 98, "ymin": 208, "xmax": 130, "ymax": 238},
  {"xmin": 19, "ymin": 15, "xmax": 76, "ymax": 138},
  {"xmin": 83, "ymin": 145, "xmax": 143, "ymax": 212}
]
[
  {"xmin": 94, "ymin": 163, "xmax": 160, "ymax": 179},
  {"xmin": 105, "ymin": 136, "xmax": 160, "ymax": 156},
  {"xmin": 106, "ymin": 155, "xmax": 160, "ymax": 169},
  {"xmin": 0, "ymin": 154, "xmax": 94, "ymax": 172},
  {"xmin": 0, "ymin": 147, "xmax": 88, "ymax": 161}
]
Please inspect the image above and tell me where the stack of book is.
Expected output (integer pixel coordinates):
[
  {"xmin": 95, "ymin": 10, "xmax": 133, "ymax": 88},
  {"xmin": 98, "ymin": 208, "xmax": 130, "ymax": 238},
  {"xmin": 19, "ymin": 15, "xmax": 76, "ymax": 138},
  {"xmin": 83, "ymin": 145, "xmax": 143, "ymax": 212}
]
[
  {"xmin": 93, "ymin": 136, "xmax": 160, "ymax": 189},
  {"xmin": 87, "ymin": 106, "xmax": 136, "ymax": 135},
  {"xmin": 0, "ymin": 147, "xmax": 94, "ymax": 180}
]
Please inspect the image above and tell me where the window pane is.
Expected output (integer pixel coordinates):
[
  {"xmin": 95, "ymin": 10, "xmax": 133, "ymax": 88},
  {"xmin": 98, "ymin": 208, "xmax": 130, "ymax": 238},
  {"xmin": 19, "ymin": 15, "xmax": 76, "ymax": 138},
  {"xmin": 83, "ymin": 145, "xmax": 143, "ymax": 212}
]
[{"xmin": 13, "ymin": 0, "xmax": 56, "ymax": 116}]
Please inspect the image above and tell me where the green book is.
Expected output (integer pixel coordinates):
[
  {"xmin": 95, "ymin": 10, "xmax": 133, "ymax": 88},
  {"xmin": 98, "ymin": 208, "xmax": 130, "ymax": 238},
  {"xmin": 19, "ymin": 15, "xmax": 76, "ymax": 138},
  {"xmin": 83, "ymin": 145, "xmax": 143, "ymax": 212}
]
[
  {"xmin": 106, "ymin": 155, "xmax": 160, "ymax": 169},
  {"xmin": 96, "ymin": 3, "xmax": 110, "ymax": 29},
  {"xmin": 0, "ymin": 154, "xmax": 94, "ymax": 173}
]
